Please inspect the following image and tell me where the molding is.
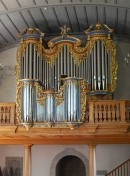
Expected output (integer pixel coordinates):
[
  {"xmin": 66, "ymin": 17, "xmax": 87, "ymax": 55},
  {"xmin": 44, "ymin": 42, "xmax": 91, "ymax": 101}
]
[
  {"xmin": 1, "ymin": 34, "xmax": 130, "ymax": 53},
  {"xmin": 50, "ymin": 148, "xmax": 88, "ymax": 176}
]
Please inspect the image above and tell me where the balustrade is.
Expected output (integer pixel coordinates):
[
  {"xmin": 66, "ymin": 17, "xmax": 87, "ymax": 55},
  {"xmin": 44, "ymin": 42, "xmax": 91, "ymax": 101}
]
[
  {"xmin": 0, "ymin": 102, "xmax": 15, "ymax": 124},
  {"xmin": 125, "ymin": 101, "xmax": 130, "ymax": 122},
  {"xmin": 86, "ymin": 100, "xmax": 130, "ymax": 123},
  {"xmin": 0, "ymin": 100, "xmax": 130, "ymax": 126},
  {"xmin": 105, "ymin": 159, "xmax": 130, "ymax": 176}
]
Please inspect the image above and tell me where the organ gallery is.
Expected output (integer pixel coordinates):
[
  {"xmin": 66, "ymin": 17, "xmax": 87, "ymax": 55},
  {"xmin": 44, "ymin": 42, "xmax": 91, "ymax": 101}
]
[{"xmin": 15, "ymin": 22, "xmax": 118, "ymax": 129}]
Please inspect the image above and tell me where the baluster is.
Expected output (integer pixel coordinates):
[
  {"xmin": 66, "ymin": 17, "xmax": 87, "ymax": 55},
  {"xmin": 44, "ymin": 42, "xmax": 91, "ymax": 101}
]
[
  {"xmin": 121, "ymin": 165, "xmax": 122, "ymax": 176},
  {"xmin": 99, "ymin": 104, "xmax": 102, "ymax": 122},
  {"xmin": 86, "ymin": 103, "xmax": 89, "ymax": 122},
  {"xmin": 0, "ymin": 107, "xmax": 2, "ymax": 123},
  {"xmin": 127, "ymin": 161, "xmax": 129, "ymax": 176},
  {"xmin": 116, "ymin": 104, "xmax": 120, "ymax": 122},
  {"xmin": 124, "ymin": 163, "xmax": 125, "ymax": 176},
  {"xmin": 94, "ymin": 104, "xmax": 98, "ymax": 122},
  {"xmin": 112, "ymin": 104, "xmax": 115, "ymax": 121},
  {"xmin": 120, "ymin": 100, "xmax": 126, "ymax": 123},
  {"xmin": 5, "ymin": 107, "xmax": 10, "ymax": 123},
  {"xmin": 117, "ymin": 167, "xmax": 119, "ymax": 176},
  {"xmin": 108, "ymin": 104, "xmax": 111, "ymax": 121},
  {"xmin": 103, "ymin": 104, "xmax": 107, "ymax": 122},
  {"xmin": 125, "ymin": 105, "xmax": 129, "ymax": 121},
  {"xmin": 88, "ymin": 102, "xmax": 94, "ymax": 123},
  {"xmin": 2, "ymin": 107, "xmax": 6, "ymax": 123}
]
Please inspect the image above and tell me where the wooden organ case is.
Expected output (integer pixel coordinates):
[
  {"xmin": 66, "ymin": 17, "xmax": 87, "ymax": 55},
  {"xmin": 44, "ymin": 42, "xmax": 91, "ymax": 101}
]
[{"xmin": 15, "ymin": 23, "xmax": 118, "ymax": 130}]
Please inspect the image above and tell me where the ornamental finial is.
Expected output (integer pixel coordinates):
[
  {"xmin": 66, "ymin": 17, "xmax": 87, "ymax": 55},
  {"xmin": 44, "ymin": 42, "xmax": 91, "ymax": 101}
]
[{"xmin": 59, "ymin": 25, "xmax": 70, "ymax": 37}]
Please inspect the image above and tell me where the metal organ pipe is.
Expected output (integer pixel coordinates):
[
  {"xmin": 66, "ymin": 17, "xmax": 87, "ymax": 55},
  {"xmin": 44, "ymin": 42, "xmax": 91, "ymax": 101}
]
[
  {"xmin": 93, "ymin": 42, "xmax": 97, "ymax": 90},
  {"xmin": 87, "ymin": 53, "xmax": 90, "ymax": 84},
  {"xmin": 44, "ymin": 61, "xmax": 46, "ymax": 89},
  {"xmin": 67, "ymin": 50, "xmax": 70, "ymax": 76},
  {"xmin": 107, "ymin": 50, "xmax": 110, "ymax": 86},
  {"xmin": 73, "ymin": 83, "xmax": 76, "ymax": 121},
  {"xmin": 46, "ymin": 62, "xmax": 48, "ymax": 89},
  {"xmin": 33, "ymin": 45, "xmax": 36, "ymax": 79},
  {"xmin": 70, "ymin": 54, "xmax": 73, "ymax": 77},
  {"xmin": 68, "ymin": 83, "xmax": 71, "ymax": 121},
  {"xmin": 61, "ymin": 48, "xmax": 63, "ymax": 75},
  {"xmin": 47, "ymin": 63, "xmax": 48, "ymax": 89},
  {"xmin": 26, "ymin": 45, "xmax": 28, "ymax": 79},
  {"xmin": 70, "ymin": 83, "xmax": 73, "ymax": 121},
  {"xmin": 101, "ymin": 42, "xmax": 105, "ymax": 90},
  {"xmin": 36, "ymin": 52, "xmax": 38, "ymax": 80},
  {"xmin": 97, "ymin": 40, "xmax": 101, "ymax": 90},
  {"xmin": 86, "ymin": 58, "xmax": 87, "ymax": 80},
  {"xmin": 54, "ymin": 63, "xmax": 57, "ymax": 91},
  {"xmin": 57, "ymin": 55, "xmax": 60, "ymax": 91},
  {"xmin": 39, "ymin": 55, "xmax": 42, "ymax": 82},
  {"xmin": 91, "ymin": 50, "xmax": 94, "ymax": 90},
  {"xmin": 29, "ymin": 43, "xmax": 32, "ymax": 79},
  {"xmin": 23, "ymin": 52, "xmax": 26, "ymax": 79},
  {"xmin": 41, "ymin": 59, "xmax": 45, "ymax": 84},
  {"xmin": 105, "ymin": 49, "xmax": 108, "ymax": 90},
  {"xmin": 64, "ymin": 45, "xmax": 66, "ymax": 75}
]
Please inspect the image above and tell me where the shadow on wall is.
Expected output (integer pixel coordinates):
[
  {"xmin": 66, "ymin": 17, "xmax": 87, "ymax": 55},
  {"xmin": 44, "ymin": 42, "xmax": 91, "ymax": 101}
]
[
  {"xmin": 0, "ymin": 166, "xmax": 21, "ymax": 176},
  {"xmin": 0, "ymin": 157, "xmax": 23, "ymax": 176}
]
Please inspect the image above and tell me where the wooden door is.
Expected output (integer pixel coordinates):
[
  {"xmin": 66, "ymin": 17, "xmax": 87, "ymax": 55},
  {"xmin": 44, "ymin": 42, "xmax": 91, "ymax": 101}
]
[{"xmin": 56, "ymin": 155, "xmax": 86, "ymax": 176}]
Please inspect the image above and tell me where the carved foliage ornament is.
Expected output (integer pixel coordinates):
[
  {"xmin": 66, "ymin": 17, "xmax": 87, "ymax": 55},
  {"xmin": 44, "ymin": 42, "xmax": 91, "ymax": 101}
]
[{"xmin": 87, "ymin": 34, "xmax": 118, "ymax": 91}]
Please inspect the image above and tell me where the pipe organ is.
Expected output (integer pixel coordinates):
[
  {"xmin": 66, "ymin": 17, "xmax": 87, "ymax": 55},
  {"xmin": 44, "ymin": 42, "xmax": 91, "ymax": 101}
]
[{"xmin": 15, "ymin": 23, "xmax": 118, "ymax": 129}]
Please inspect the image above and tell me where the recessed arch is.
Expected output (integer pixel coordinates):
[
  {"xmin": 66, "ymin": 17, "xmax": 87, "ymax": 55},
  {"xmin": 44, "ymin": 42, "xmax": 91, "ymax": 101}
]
[{"xmin": 50, "ymin": 148, "xmax": 88, "ymax": 176}]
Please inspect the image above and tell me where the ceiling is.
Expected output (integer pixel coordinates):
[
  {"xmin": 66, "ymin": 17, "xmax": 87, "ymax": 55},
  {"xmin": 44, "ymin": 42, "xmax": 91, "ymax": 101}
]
[{"xmin": 0, "ymin": 0, "xmax": 130, "ymax": 51}]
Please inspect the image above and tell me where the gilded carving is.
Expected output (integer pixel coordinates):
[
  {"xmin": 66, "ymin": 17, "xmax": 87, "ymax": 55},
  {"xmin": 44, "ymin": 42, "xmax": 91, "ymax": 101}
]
[
  {"xmin": 16, "ymin": 81, "xmax": 22, "ymax": 123},
  {"xmin": 42, "ymin": 41, "xmax": 88, "ymax": 65},
  {"xmin": 55, "ymin": 85, "xmax": 64, "ymax": 106},
  {"xmin": 87, "ymin": 34, "xmax": 118, "ymax": 91},
  {"xmin": 15, "ymin": 24, "xmax": 117, "ymax": 129},
  {"xmin": 80, "ymin": 80, "xmax": 86, "ymax": 121}
]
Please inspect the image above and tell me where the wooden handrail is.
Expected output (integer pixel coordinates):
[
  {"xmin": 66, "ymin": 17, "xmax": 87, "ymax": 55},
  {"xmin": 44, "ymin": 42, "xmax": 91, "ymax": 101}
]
[
  {"xmin": 86, "ymin": 100, "xmax": 130, "ymax": 123},
  {"xmin": 105, "ymin": 159, "xmax": 130, "ymax": 176},
  {"xmin": 0, "ymin": 100, "xmax": 130, "ymax": 125}
]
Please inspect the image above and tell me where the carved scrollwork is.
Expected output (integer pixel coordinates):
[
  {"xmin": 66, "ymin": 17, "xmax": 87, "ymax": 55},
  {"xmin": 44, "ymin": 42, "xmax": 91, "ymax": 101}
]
[
  {"xmin": 16, "ymin": 81, "xmax": 22, "ymax": 123},
  {"xmin": 87, "ymin": 34, "xmax": 118, "ymax": 91},
  {"xmin": 42, "ymin": 40, "xmax": 88, "ymax": 65}
]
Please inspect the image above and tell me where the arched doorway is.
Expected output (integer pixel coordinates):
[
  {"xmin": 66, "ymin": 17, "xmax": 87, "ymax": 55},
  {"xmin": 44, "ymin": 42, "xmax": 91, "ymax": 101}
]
[{"xmin": 56, "ymin": 155, "xmax": 86, "ymax": 176}]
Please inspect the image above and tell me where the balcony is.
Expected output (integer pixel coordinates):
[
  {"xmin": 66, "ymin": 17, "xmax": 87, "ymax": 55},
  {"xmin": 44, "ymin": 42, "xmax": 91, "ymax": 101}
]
[
  {"xmin": 0, "ymin": 100, "xmax": 130, "ymax": 145},
  {"xmin": 0, "ymin": 100, "xmax": 130, "ymax": 129}
]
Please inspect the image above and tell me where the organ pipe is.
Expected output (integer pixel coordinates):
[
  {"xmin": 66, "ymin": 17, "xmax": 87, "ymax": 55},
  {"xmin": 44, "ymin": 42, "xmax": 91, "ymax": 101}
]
[
  {"xmin": 15, "ymin": 24, "xmax": 117, "ymax": 129},
  {"xmin": 101, "ymin": 43, "xmax": 105, "ymax": 90}
]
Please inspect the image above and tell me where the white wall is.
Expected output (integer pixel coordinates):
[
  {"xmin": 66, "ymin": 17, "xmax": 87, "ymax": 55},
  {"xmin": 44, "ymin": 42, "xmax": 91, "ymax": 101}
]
[
  {"xmin": 0, "ymin": 144, "xmax": 130, "ymax": 176},
  {"xmin": 32, "ymin": 145, "xmax": 88, "ymax": 176},
  {"xmin": 113, "ymin": 38, "xmax": 130, "ymax": 99},
  {"xmin": 0, "ymin": 47, "xmax": 16, "ymax": 102},
  {"xmin": 0, "ymin": 145, "xmax": 24, "ymax": 168},
  {"xmin": 96, "ymin": 144, "xmax": 130, "ymax": 173}
]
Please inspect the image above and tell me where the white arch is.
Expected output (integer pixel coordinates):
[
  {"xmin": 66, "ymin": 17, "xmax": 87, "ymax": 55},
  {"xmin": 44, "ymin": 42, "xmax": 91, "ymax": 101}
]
[{"xmin": 50, "ymin": 148, "xmax": 88, "ymax": 176}]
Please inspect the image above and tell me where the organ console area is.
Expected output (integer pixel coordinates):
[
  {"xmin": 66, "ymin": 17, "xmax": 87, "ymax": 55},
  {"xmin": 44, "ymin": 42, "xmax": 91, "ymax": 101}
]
[{"xmin": 15, "ymin": 22, "xmax": 118, "ymax": 129}]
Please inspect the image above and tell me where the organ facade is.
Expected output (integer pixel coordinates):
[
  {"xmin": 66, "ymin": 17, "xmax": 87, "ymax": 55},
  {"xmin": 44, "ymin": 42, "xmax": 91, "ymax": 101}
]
[{"xmin": 15, "ymin": 22, "xmax": 118, "ymax": 129}]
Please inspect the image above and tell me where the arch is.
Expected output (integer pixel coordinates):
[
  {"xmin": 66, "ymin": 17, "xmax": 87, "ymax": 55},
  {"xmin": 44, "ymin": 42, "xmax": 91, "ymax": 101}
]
[{"xmin": 50, "ymin": 148, "xmax": 88, "ymax": 176}]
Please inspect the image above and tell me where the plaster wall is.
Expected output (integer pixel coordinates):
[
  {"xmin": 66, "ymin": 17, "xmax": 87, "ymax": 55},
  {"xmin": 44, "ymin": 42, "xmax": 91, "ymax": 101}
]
[
  {"xmin": 0, "ymin": 47, "xmax": 16, "ymax": 102},
  {"xmin": 0, "ymin": 144, "xmax": 130, "ymax": 176}
]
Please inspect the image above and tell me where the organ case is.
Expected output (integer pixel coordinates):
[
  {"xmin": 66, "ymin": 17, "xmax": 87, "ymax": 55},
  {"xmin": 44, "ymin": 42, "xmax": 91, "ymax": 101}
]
[{"xmin": 15, "ymin": 23, "xmax": 118, "ymax": 129}]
